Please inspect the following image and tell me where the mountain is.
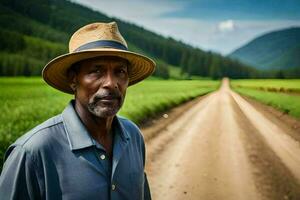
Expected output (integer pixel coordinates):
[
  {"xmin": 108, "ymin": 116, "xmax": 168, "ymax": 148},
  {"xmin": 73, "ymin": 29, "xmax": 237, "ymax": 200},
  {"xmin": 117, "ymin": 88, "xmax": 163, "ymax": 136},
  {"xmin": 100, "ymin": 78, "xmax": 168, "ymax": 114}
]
[
  {"xmin": 229, "ymin": 27, "xmax": 300, "ymax": 70},
  {"xmin": 0, "ymin": 0, "xmax": 257, "ymax": 79}
]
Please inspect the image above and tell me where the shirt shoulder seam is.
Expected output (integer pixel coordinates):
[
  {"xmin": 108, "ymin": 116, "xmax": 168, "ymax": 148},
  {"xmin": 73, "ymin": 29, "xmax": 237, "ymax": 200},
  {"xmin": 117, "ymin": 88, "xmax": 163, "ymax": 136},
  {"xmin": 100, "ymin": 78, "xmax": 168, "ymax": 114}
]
[{"xmin": 18, "ymin": 119, "xmax": 63, "ymax": 147}]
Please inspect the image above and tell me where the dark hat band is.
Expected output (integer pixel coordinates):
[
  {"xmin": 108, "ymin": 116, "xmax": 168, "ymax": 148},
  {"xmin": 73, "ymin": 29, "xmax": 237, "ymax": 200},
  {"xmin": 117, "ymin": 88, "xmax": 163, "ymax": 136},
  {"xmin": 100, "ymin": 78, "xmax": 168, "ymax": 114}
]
[{"xmin": 74, "ymin": 40, "xmax": 128, "ymax": 52}]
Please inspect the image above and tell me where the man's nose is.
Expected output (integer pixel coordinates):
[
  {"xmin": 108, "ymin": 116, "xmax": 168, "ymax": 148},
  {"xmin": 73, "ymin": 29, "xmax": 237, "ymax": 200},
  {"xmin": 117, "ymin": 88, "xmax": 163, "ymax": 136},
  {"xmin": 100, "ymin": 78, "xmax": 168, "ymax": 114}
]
[{"xmin": 102, "ymin": 71, "xmax": 118, "ymax": 89}]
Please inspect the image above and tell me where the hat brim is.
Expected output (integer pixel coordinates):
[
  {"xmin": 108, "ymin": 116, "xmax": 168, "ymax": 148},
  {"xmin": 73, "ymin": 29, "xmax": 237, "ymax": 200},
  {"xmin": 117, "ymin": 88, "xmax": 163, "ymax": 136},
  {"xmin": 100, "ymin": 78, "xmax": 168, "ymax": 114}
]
[{"xmin": 42, "ymin": 48, "xmax": 156, "ymax": 94}]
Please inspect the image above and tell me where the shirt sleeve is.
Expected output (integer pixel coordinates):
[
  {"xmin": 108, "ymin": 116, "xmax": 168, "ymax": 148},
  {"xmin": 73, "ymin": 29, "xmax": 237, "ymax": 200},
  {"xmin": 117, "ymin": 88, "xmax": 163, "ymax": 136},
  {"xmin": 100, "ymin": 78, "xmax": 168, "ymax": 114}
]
[
  {"xmin": 144, "ymin": 172, "xmax": 151, "ymax": 200},
  {"xmin": 0, "ymin": 145, "xmax": 41, "ymax": 200},
  {"xmin": 141, "ymin": 135, "xmax": 152, "ymax": 200}
]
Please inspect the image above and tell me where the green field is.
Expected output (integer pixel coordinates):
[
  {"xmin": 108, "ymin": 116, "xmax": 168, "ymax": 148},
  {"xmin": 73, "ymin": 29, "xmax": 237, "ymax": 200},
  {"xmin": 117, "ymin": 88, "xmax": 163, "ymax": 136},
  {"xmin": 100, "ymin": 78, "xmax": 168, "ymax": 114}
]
[
  {"xmin": 231, "ymin": 79, "xmax": 300, "ymax": 93},
  {"xmin": 231, "ymin": 79, "xmax": 300, "ymax": 119},
  {"xmin": 0, "ymin": 77, "xmax": 219, "ymax": 170}
]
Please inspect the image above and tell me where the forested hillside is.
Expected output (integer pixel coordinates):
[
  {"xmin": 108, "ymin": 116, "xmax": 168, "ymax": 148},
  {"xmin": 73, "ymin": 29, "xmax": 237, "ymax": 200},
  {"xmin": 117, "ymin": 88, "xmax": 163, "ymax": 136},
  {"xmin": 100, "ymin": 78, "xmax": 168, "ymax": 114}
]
[
  {"xmin": 0, "ymin": 0, "xmax": 258, "ymax": 79},
  {"xmin": 230, "ymin": 27, "xmax": 300, "ymax": 78}
]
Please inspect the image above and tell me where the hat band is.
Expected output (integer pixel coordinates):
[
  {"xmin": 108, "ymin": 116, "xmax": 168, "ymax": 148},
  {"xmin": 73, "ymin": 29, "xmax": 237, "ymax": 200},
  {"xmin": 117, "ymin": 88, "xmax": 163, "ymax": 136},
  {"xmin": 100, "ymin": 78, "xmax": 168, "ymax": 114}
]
[{"xmin": 74, "ymin": 40, "xmax": 128, "ymax": 52}]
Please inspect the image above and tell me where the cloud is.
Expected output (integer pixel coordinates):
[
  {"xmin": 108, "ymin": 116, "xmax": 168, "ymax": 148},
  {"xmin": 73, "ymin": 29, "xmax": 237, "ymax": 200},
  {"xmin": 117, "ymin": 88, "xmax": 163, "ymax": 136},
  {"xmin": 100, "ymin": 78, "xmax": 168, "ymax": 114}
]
[
  {"xmin": 213, "ymin": 20, "xmax": 300, "ymax": 54},
  {"xmin": 143, "ymin": 18, "xmax": 300, "ymax": 55},
  {"xmin": 71, "ymin": 0, "xmax": 300, "ymax": 55},
  {"xmin": 218, "ymin": 20, "xmax": 235, "ymax": 32}
]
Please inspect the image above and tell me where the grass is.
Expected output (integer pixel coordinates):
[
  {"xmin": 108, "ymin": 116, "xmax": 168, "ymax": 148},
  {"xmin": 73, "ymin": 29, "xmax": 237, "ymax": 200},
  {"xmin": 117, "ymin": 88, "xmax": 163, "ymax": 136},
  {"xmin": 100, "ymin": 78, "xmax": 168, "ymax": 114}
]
[
  {"xmin": 168, "ymin": 65, "xmax": 189, "ymax": 79},
  {"xmin": 231, "ymin": 79, "xmax": 300, "ymax": 93},
  {"xmin": 231, "ymin": 79, "xmax": 300, "ymax": 119},
  {"xmin": 120, "ymin": 79, "xmax": 219, "ymax": 122},
  {"xmin": 0, "ymin": 77, "xmax": 219, "ymax": 170}
]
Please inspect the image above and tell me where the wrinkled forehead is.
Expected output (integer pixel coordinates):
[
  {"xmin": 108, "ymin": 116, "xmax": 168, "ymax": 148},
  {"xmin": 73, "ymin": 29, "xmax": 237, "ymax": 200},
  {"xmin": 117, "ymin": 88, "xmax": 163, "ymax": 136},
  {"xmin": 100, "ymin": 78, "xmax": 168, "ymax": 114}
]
[
  {"xmin": 78, "ymin": 56, "xmax": 129, "ymax": 66},
  {"xmin": 69, "ymin": 56, "xmax": 130, "ymax": 75}
]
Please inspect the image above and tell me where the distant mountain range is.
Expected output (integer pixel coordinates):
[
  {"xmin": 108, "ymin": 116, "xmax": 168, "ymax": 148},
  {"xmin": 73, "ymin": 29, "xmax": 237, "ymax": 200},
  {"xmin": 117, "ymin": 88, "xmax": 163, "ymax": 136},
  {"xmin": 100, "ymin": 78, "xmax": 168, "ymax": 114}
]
[
  {"xmin": 0, "ymin": 0, "xmax": 257, "ymax": 79},
  {"xmin": 230, "ymin": 27, "xmax": 300, "ymax": 70}
]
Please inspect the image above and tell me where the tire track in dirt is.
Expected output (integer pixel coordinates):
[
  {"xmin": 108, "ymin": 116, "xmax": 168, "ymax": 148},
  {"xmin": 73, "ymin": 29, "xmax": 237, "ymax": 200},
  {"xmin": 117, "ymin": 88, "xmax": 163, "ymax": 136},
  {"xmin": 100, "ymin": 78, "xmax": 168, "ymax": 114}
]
[{"xmin": 230, "ymin": 93, "xmax": 300, "ymax": 200}]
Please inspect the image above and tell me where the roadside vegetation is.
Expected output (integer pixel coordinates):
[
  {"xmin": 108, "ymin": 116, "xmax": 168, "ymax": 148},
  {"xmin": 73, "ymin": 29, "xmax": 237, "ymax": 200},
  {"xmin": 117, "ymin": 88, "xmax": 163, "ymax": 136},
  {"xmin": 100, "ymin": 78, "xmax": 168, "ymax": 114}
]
[{"xmin": 231, "ymin": 79, "xmax": 300, "ymax": 119}]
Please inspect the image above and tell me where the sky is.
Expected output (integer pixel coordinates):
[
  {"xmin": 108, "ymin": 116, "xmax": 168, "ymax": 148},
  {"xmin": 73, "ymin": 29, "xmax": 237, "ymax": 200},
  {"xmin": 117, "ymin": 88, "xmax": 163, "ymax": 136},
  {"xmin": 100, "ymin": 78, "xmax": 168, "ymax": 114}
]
[{"xmin": 72, "ymin": 0, "xmax": 300, "ymax": 55}]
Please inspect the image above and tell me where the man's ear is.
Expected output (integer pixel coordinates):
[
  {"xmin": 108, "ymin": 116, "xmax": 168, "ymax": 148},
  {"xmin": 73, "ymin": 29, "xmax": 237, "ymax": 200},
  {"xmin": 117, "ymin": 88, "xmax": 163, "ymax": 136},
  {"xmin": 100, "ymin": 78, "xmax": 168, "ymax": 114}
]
[{"xmin": 68, "ymin": 70, "xmax": 78, "ymax": 93}]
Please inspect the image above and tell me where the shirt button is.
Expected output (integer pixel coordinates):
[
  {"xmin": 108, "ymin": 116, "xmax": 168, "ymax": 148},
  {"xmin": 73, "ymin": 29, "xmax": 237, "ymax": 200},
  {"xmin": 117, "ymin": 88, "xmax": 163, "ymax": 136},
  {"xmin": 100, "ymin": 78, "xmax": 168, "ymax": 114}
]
[
  {"xmin": 112, "ymin": 184, "xmax": 116, "ymax": 191},
  {"xmin": 100, "ymin": 154, "xmax": 106, "ymax": 160}
]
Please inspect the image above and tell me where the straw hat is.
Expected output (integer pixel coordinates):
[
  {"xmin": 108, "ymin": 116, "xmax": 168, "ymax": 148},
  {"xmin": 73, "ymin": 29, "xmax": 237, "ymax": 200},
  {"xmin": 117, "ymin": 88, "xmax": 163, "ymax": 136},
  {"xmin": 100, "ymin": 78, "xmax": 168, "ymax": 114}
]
[{"xmin": 42, "ymin": 21, "xmax": 156, "ymax": 94}]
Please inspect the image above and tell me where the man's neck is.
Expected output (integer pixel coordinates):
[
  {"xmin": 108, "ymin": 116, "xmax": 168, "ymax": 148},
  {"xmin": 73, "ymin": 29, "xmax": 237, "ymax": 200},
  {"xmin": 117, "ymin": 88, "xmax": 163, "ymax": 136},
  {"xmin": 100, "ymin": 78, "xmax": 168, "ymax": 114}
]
[{"xmin": 74, "ymin": 100, "xmax": 114, "ymax": 146}]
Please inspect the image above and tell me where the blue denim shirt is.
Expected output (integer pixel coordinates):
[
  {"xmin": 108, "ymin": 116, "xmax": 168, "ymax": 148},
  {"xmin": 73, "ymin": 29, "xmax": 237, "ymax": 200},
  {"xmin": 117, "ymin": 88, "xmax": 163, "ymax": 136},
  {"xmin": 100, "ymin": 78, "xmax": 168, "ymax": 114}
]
[{"xmin": 0, "ymin": 101, "xmax": 151, "ymax": 200}]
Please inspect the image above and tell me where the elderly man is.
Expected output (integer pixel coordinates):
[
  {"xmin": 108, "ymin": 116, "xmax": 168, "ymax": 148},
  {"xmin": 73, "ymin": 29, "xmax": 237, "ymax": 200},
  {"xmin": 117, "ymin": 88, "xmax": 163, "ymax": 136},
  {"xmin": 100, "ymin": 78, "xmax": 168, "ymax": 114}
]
[{"xmin": 0, "ymin": 22, "xmax": 155, "ymax": 200}]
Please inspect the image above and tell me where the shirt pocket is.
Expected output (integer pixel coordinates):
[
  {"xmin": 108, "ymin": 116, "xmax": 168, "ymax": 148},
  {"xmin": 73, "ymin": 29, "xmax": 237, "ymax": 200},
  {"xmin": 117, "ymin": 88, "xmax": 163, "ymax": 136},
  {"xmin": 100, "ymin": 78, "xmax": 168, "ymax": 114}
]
[{"xmin": 130, "ymin": 171, "xmax": 145, "ymax": 200}]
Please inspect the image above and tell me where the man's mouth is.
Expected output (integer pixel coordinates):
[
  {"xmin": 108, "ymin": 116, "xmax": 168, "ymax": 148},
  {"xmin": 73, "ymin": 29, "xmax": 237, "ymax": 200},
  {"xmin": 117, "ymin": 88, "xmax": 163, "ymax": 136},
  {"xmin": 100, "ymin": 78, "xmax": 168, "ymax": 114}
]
[
  {"xmin": 101, "ymin": 95, "xmax": 117, "ymax": 100},
  {"xmin": 95, "ymin": 95, "xmax": 120, "ymax": 104}
]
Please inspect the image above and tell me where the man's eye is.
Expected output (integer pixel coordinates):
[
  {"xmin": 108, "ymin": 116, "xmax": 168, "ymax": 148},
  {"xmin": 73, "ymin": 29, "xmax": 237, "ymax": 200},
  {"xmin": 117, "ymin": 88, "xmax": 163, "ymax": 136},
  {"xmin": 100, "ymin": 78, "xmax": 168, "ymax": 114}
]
[
  {"xmin": 91, "ymin": 68, "xmax": 101, "ymax": 74},
  {"xmin": 90, "ymin": 65, "xmax": 104, "ymax": 73},
  {"xmin": 118, "ymin": 69, "xmax": 128, "ymax": 76}
]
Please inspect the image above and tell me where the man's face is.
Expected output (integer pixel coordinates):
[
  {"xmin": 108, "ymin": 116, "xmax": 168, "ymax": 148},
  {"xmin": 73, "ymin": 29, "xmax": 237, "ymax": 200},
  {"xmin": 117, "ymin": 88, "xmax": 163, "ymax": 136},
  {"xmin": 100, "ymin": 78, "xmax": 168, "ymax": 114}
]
[{"xmin": 72, "ymin": 56, "xmax": 129, "ymax": 118}]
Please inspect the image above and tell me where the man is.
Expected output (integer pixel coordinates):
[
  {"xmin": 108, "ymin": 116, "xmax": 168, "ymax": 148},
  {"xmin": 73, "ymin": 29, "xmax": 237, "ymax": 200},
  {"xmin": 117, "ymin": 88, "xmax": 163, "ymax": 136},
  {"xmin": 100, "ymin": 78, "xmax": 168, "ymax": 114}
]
[{"xmin": 0, "ymin": 22, "xmax": 155, "ymax": 200}]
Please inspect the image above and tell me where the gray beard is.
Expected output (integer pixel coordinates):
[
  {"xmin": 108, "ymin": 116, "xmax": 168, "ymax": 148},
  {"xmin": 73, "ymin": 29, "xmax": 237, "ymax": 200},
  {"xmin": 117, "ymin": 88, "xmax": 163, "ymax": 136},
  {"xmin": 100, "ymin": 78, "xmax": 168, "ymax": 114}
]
[{"xmin": 87, "ymin": 99, "xmax": 123, "ymax": 118}]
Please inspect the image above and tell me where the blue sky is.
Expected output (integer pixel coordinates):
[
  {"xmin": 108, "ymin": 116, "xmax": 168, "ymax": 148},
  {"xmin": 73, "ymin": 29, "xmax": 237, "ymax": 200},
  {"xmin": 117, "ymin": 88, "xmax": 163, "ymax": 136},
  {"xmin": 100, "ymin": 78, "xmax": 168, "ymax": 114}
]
[
  {"xmin": 72, "ymin": 0, "xmax": 300, "ymax": 55},
  {"xmin": 163, "ymin": 0, "xmax": 300, "ymax": 20}
]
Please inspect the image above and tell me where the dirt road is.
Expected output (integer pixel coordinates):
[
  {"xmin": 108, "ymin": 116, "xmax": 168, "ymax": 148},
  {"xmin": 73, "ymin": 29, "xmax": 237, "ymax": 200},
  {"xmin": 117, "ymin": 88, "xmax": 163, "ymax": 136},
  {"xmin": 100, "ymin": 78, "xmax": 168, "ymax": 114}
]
[{"xmin": 143, "ymin": 78, "xmax": 300, "ymax": 200}]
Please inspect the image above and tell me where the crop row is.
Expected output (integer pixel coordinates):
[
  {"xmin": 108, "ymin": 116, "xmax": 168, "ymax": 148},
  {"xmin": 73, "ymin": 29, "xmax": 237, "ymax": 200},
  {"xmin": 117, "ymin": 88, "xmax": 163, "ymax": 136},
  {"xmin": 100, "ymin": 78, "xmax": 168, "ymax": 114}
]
[
  {"xmin": 231, "ymin": 79, "xmax": 300, "ymax": 94},
  {"xmin": 231, "ymin": 79, "xmax": 300, "ymax": 120}
]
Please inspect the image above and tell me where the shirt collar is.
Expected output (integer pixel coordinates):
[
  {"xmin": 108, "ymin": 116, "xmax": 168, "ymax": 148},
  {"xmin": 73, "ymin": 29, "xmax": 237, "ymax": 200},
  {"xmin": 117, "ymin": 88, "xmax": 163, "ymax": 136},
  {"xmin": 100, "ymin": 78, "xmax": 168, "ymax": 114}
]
[
  {"xmin": 113, "ymin": 116, "xmax": 131, "ymax": 142},
  {"xmin": 62, "ymin": 100, "xmax": 130, "ymax": 151}
]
